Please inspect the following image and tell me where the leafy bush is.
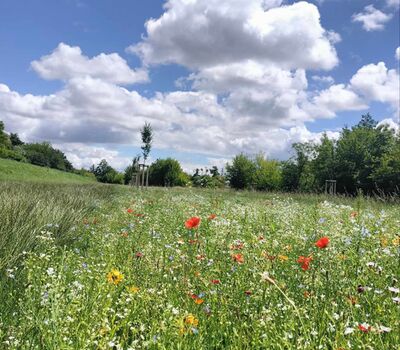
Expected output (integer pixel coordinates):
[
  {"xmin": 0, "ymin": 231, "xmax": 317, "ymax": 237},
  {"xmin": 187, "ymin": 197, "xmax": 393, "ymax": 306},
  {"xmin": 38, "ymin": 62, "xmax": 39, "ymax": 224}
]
[
  {"xmin": 149, "ymin": 158, "xmax": 187, "ymax": 186},
  {"xmin": 226, "ymin": 154, "xmax": 256, "ymax": 190},
  {"xmin": 23, "ymin": 142, "xmax": 73, "ymax": 172},
  {"xmin": 94, "ymin": 159, "xmax": 123, "ymax": 184},
  {"xmin": 0, "ymin": 146, "xmax": 26, "ymax": 162}
]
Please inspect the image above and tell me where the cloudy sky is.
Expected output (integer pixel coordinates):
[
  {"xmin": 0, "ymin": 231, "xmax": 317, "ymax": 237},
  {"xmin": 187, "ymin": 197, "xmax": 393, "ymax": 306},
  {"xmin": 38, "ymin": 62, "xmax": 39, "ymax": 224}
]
[{"xmin": 0, "ymin": 0, "xmax": 399, "ymax": 171}]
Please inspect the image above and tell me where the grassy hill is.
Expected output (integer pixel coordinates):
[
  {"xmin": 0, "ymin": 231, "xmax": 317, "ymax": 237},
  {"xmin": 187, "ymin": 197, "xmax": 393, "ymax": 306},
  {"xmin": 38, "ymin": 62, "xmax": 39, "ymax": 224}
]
[{"xmin": 0, "ymin": 158, "xmax": 96, "ymax": 183}]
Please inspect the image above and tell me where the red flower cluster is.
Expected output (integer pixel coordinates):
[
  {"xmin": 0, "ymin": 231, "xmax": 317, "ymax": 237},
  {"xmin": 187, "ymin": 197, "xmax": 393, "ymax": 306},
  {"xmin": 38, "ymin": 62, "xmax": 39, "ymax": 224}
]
[
  {"xmin": 127, "ymin": 208, "xmax": 134, "ymax": 213},
  {"xmin": 208, "ymin": 214, "xmax": 217, "ymax": 220},
  {"xmin": 232, "ymin": 253, "xmax": 244, "ymax": 264},
  {"xmin": 185, "ymin": 217, "xmax": 201, "ymax": 229},
  {"xmin": 211, "ymin": 279, "xmax": 220, "ymax": 285},
  {"xmin": 315, "ymin": 236, "xmax": 330, "ymax": 249},
  {"xmin": 297, "ymin": 256, "xmax": 313, "ymax": 271},
  {"xmin": 358, "ymin": 324, "xmax": 371, "ymax": 333}
]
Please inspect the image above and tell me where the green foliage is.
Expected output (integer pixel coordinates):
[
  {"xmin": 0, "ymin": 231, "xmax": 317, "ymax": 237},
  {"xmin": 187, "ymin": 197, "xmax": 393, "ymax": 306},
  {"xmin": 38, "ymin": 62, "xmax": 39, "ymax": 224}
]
[
  {"xmin": 149, "ymin": 158, "xmax": 187, "ymax": 186},
  {"xmin": 23, "ymin": 142, "xmax": 74, "ymax": 172},
  {"xmin": 141, "ymin": 122, "xmax": 153, "ymax": 164},
  {"xmin": 227, "ymin": 154, "xmax": 281, "ymax": 191},
  {"xmin": 124, "ymin": 156, "xmax": 140, "ymax": 185},
  {"xmin": 73, "ymin": 168, "xmax": 96, "ymax": 180},
  {"xmin": 10, "ymin": 133, "xmax": 24, "ymax": 147},
  {"xmin": 0, "ymin": 146, "xmax": 26, "ymax": 162},
  {"xmin": 191, "ymin": 167, "xmax": 225, "ymax": 188},
  {"xmin": 94, "ymin": 159, "xmax": 123, "ymax": 184},
  {"xmin": 0, "ymin": 121, "xmax": 11, "ymax": 149},
  {"xmin": 253, "ymin": 154, "xmax": 282, "ymax": 191},
  {"xmin": 281, "ymin": 114, "xmax": 399, "ymax": 195},
  {"xmin": 226, "ymin": 154, "xmax": 256, "ymax": 189}
]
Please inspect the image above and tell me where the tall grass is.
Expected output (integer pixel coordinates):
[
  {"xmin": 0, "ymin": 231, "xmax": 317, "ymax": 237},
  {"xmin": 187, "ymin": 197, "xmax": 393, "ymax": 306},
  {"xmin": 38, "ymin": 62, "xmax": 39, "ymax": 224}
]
[
  {"xmin": 0, "ymin": 182, "xmax": 116, "ymax": 270},
  {"xmin": 0, "ymin": 185, "xmax": 399, "ymax": 349}
]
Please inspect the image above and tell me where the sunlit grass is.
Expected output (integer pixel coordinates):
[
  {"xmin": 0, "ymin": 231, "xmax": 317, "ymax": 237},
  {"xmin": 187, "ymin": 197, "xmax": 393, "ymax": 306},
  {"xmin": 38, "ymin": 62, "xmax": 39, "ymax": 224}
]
[{"xmin": 0, "ymin": 186, "xmax": 399, "ymax": 349}]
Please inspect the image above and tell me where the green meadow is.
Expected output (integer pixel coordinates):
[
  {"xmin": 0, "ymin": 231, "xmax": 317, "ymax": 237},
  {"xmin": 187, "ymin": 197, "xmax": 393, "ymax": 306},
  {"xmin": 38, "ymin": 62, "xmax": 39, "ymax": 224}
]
[{"xmin": 0, "ymin": 180, "xmax": 399, "ymax": 349}]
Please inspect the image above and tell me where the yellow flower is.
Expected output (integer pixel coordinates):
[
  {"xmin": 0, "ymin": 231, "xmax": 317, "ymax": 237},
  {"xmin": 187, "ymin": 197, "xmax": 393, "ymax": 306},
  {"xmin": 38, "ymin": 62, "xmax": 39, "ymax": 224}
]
[
  {"xmin": 392, "ymin": 237, "xmax": 400, "ymax": 246},
  {"xmin": 278, "ymin": 255, "xmax": 289, "ymax": 262},
  {"xmin": 184, "ymin": 314, "xmax": 199, "ymax": 326},
  {"xmin": 128, "ymin": 286, "xmax": 139, "ymax": 293},
  {"xmin": 107, "ymin": 269, "xmax": 124, "ymax": 285},
  {"xmin": 337, "ymin": 254, "xmax": 347, "ymax": 261},
  {"xmin": 380, "ymin": 237, "xmax": 388, "ymax": 247}
]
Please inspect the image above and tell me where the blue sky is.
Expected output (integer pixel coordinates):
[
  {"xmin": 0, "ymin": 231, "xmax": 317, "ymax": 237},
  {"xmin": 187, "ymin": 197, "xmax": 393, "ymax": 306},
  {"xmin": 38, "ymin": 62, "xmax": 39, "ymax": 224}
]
[{"xmin": 0, "ymin": 0, "xmax": 399, "ymax": 171}]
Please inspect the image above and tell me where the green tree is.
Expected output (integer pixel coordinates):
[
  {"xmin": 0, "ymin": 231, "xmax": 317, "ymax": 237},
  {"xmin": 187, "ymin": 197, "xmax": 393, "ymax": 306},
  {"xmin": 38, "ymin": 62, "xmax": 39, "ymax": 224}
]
[
  {"xmin": 149, "ymin": 158, "xmax": 187, "ymax": 187},
  {"xmin": 94, "ymin": 159, "xmax": 123, "ymax": 184},
  {"xmin": 226, "ymin": 154, "xmax": 256, "ymax": 190},
  {"xmin": 141, "ymin": 122, "xmax": 153, "ymax": 165},
  {"xmin": 253, "ymin": 154, "xmax": 282, "ymax": 191},
  {"xmin": 311, "ymin": 134, "xmax": 336, "ymax": 192},
  {"xmin": 0, "ymin": 121, "xmax": 11, "ymax": 149},
  {"xmin": 10, "ymin": 133, "xmax": 24, "ymax": 147},
  {"xmin": 23, "ymin": 142, "xmax": 73, "ymax": 171},
  {"xmin": 335, "ymin": 116, "xmax": 394, "ymax": 194}
]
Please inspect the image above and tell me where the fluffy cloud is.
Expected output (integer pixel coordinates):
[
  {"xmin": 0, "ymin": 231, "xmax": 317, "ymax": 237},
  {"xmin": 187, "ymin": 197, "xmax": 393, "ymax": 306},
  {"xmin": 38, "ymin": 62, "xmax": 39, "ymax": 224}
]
[
  {"xmin": 305, "ymin": 84, "xmax": 367, "ymax": 118},
  {"xmin": 31, "ymin": 43, "xmax": 148, "ymax": 85},
  {"xmin": 350, "ymin": 62, "xmax": 399, "ymax": 109},
  {"xmin": 352, "ymin": 5, "xmax": 392, "ymax": 31},
  {"xmin": 386, "ymin": 0, "xmax": 400, "ymax": 8},
  {"xmin": 3, "ymin": 43, "xmax": 392, "ymax": 169},
  {"xmin": 55, "ymin": 143, "xmax": 131, "ymax": 170},
  {"xmin": 129, "ymin": 0, "xmax": 338, "ymax": 70},
  {"xmin": 1, "ymin": 0, "xmax": 397, "ymax": 172},
  {"xmin": 396, "ymin": 47, "xmax": 400, "ymax": 60}
]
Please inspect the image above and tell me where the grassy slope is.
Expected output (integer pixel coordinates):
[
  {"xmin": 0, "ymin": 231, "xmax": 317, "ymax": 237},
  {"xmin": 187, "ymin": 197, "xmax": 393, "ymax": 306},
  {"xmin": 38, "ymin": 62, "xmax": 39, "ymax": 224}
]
[{"xmin": 0, "ymin": 158, "xmax": 95, "ymax": 183}]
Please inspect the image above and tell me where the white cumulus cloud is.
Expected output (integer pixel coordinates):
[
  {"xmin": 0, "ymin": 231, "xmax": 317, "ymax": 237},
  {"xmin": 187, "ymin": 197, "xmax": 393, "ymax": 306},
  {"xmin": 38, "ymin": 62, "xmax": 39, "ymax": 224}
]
[
  {"xmin": 352, "ymin": 5, "xmax": 392, "ymax": 31},
  {"xmin": 128, "ymin": 0, "xmax": 339, "ymax": 70},
  {"xmin": 31, "ymin": 43, "xmax": 148, "ymax": 85},
  {"xmin": 350, "ymin": 62, "xmax": 399, "ymax": 109}
]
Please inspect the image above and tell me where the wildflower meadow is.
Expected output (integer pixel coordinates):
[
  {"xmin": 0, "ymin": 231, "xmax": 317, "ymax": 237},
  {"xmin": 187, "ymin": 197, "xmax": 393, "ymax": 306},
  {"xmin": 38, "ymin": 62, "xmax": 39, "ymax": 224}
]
[{"xmin": 1, "ymin": 185, "xmax": 399, "ymax": 349}]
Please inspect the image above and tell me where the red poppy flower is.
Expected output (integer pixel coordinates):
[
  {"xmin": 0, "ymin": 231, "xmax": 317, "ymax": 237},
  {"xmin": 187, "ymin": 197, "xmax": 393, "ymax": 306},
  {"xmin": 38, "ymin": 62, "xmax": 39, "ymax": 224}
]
[
  {"xmin": 135, "ymin": 252, "xmax": 144, "ymax": 258},
  {"xmin": 208, "ymin": 214, "xmax": 217, "ymax": 220},
  {"xmin": 127, "ymin": 208, "xmax": 134, "ymax": 213},
  {"xmin": 297, "ymin": 256, "xmax": 312, "ymax": 271},
  {"xmin": 244, "ymin": 290, "xmax": 252, "ymax": 295},
  {"xmin": 315, "ymin": 236, "xmax": 330, "ymax": 249},
  {"xmin": 232, "ymin": 253, "xmax": 244, "ymax": 264},
  {"xmin": 188, "ymin": 239, "xmax": 200, "ymax": 245},
  {"xmin": 211, "ymin": 279, "xmax": 220, "ymax": 285},
  {"xmin": 358, "ymin": 324, "xmax": 371, "ymax": 333},
  {"xmin": 185, "ymin": 217, "xmax": 201, "ymax": 229}
]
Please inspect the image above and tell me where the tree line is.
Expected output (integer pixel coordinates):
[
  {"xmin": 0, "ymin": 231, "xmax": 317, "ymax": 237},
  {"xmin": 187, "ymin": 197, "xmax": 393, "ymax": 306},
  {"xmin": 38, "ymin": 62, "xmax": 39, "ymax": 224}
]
[{"xmin": 1, "ymin": 114, "xmax": 399, "ymax": 195}]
